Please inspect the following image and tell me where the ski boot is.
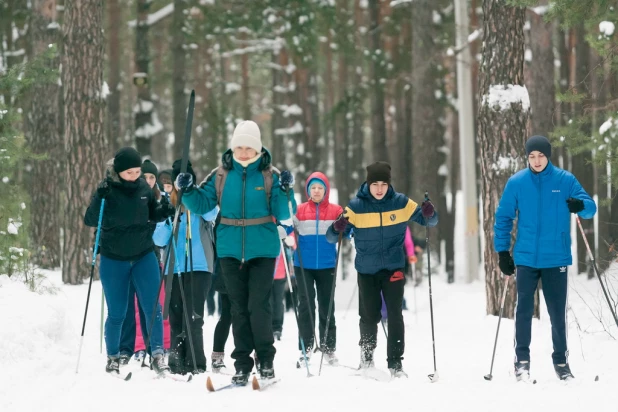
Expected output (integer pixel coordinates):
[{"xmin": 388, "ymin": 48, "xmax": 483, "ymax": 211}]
[
  {"xmin": 134, "ymin": 350, "xmax": 146, "ymax": 362},
  {"xmin": 231, "ymin": 370, "xmax": 251, "ymax": 386},
  {"xmin": 106, "ymin": 356, "xmax": 120, "ymax": 374},
  {"xmin": 296, "ymin": 350, "xmax": 312, "ymax": 369},
  {"xmin": 324, "ymin": 351, "xmax": 339, "ymax": 366},
  {"xmin": 211, "ymin": 351, "xmax": 226, "ymax": 373},
  {"xmin": 554, "ymin": 364, "xmax": 574, "ymax": 381},
  {"xmin": 151, "ymin": 354, "xmax": 171, "ymax": 376},
  {"xmin": 388, "ymin": 359, "xmax": 408, "ymax": 378},
  {"xmin": 514, "ymin": 361, "xmax": 531, "ymax": 382},
  {"xmin": 259, "ymin": 360, "xmax": 275, "ymax": 380},
  {"xmin": 359, "ymin": 349, "xmax": 375, "ymax": 369},
  {"xmin": 119, "ymin": 353, "xmax": 131, "ymax": 366}
]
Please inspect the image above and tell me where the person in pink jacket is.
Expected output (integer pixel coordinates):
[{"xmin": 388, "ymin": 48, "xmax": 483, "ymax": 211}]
[
  {"xmin": 272, "ymin": 228, "xmax": 295, "ymax": 341},
  {"xmin": 381, "ymin": 226, "xmax": 416, "ymax": 319}
]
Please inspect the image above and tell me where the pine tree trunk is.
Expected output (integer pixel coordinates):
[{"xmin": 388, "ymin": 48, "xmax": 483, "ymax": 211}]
[
  {"xmin": 527, "ymin": 2, "xmax": 554, "ymax": 137},
  {"xmin": 478, "ymin": 0, "xmax": 529, "ymax": 318},
  {"xmin": 107, "ymin": 0, "xmax": 122, "ymax": 148},
  {"xmin": 61, "ymin": 0, "xmax": 106, "ymax": 284},
  {"xmin": 368, "ymin": 0, "xmax": 388, "ymax": 162},
  {"xmin": 172, "ymin": 0, "xmax": 186, "ymax": 159},
  {"xmin": 26, "ymin": 0, "xmax": 62, "ymax": 269},
  {"xmin": 411, "ymin": 0, "xmax": 444, "ymax": 227}
]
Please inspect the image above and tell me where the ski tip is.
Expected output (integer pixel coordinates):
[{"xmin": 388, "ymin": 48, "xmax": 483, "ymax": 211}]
[
  {"xmin": 187, "ymin": 374, "xmax": 193, "ymax": 382},
  {"xmin": 252, "ymin": 375, "xmax": 259, "ymax": 390},
  {"xmin": 125, "ymin": 372, "xmax": 133, "ymax": 381},
  {"xmin": 532, "ymin": 379, "xmax": 537, "ymax": 384},
  {"xmin": 595, "ymin": 375, "xmax": 599, "ymax": 382},
  {"xmin": 206, "ymin": 376, "xmax": 215, "ymax": 392}
]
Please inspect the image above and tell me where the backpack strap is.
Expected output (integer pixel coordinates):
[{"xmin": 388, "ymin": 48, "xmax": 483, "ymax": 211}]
[
  {"xmin": 214, "ymin": 167, "xmax": 228, "ymax": 206},
  {"xmin": 263, "ymin": 166, "xmax": 280, "ymax": 209}
]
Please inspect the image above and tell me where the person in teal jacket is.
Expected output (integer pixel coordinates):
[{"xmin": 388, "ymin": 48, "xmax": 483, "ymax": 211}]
[
  {"xmin": 494, "ymin": 135, "xmax": 596, "ymax": 382},
  {"xmin": 153, "ymin": 160, "xmax": 218, "ymax": 375},
  {"xmin": 175, "ymin": 120, "xmax": 296, "ymax": 385}
]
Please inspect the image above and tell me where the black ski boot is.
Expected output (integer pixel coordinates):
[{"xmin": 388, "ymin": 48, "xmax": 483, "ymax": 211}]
[
  {"xmin": 259, "ymin": 360, "xmax": 275, "ymax": 380},
  {"xmin": 554, "ymin": 364, "xmax": 574, "ymax": 380},
  {"xmin": 119, "ymin": 354, "xmax": 131, "ymax": 366},
  {"xmin": 211, "ymin": 351, "xmax": 226, "ymax": 373},
  {"xmin": 231, "ymin": 370, "xmax": 251, "ymax": 386},
  {"xmin": 514, "ymin": 361, "xmax": 531, "ymax": 382},
  {"xmin": 151, "ymin": 354, "xmax": 171, "ymax": 376},
  {"xmin": 106, "ymin": 357, "xmax": 120, "ymax": 374},
  {"xmin": 388, "ymin": 358, "xmax": 408, "ymax": 378}
]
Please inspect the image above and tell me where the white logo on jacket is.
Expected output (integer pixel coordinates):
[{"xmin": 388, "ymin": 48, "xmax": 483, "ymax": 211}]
[{"xmin": 560, "ymin": 266, "xmax": 567, "ymax": 273}]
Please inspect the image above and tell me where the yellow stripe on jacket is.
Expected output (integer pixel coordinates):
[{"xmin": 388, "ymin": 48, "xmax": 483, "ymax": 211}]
[{"xmin": 344, "ymin": 199, "xmax": 418, "ymax": 229}]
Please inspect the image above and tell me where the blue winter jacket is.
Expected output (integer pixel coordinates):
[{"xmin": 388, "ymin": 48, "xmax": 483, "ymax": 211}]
[
  {"xmin": 182, "ymin": 148, "xmax": 297, "ymax": 262},
  {"xmin": 153, "ymin": 207, "xmax": 219, "ymax": 274},
  {"xmin": 326, "ymin": 183, "xmax": 438, "ymax": 274},
  {"xmin": 494, "ymin": 162, "xmax": 596, "ymax": 268}
]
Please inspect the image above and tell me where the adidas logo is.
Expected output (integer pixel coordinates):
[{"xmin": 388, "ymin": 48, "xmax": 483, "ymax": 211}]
[{"xmin": 560, "ymin": 267, "xmax": 567, "ymax": 273}]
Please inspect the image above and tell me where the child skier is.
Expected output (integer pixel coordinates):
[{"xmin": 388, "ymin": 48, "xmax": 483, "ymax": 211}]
[
  {"xmin": 494, "ymin": 135, "xmax": 596, "ymax": 381},
  {"xmin": 154, "ymin": 159, "xmax": 218, "ymax": 374},
  {"xmin": 175, "ymin": 120, "xmax": 296, "ymax": 385},
  {"xmin": 326, "ymin": 161, "xmax": 438, "ymax": 377},
  {"xmin": 84, "ymin": 147, "xmax": 175, "ymax": 377},
  {"xmin": 294, "ymin": 172, "xmax": 343, "ymax": 367}
]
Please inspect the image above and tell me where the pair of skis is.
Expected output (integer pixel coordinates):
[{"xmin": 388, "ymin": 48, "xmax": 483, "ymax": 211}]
[{"xmin": 206, "ymin": 375, "xmax": 279, "ymax": 392}]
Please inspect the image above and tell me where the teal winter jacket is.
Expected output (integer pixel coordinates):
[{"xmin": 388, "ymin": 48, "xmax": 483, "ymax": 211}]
[{"xmin": 182, "ymin": 148, "xmax": 297, "ymax": 263}]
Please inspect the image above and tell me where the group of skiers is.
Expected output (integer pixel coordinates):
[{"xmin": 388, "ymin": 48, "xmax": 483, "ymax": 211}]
[{"xmin": 85, "ymin": 122, "xmax": 594, "ymax": 384}]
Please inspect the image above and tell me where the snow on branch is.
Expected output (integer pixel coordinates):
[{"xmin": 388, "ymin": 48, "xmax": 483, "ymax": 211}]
[
  {"xmin": 275, "ymin": 121, "xmax": 304, "ymax": 136},
  {"xmin": 482, "ymin": 84, "xmax": 530, "ymax": 112},
  {"xmin": 128, "ymin": 3, "xmax": 174, "ymax": 28}
]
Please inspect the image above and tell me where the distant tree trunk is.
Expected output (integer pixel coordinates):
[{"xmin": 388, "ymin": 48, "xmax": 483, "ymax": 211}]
[
  {"xmin": 241, "ymin": 34, "xmax": 251, "ymax": 121},
  {"xmin": 368, "ymin": 0, "xmax": 388, "ymax": 162},
  {"xmin": 478, "ymin": 0, "xmax": 529, "ymax": 318},
  {"xmin": 571, "ymin": 25, "xmax": 595, "ymax": 277},
  {"xmin": 271, "ymin": 51, "xmax": 284, "ymax": 170},
  {"xmin": 172, "ymin": 0, "xmax": 186, "ymax": 159},
  {"xmin": 61, "ymin": 0, "xmax": 106, "ymax": 284},
  {"xmin": 411, "ymin": 1, "xmax": 444, "ymax": 230},
  {"xmin": 26, "ymin": 0, "xmax": 61, "ymax": 269},
  {"xmin": 527, "ymin": 1, "xmax": 554, "ymax": 137},
  {"xmin": 107, "ymin": 0, "xmax": 122, "ymax": 149}
]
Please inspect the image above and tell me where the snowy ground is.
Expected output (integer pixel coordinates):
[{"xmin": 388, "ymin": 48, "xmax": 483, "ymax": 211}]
[{"xmin": 2, "ymin": 262, "xmax": 618, "ymax": 412}]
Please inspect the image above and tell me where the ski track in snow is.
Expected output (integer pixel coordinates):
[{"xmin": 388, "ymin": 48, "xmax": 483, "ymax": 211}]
[{"xmin": 1, "ymin": 266, "xmax": 617, "ymax": 412}]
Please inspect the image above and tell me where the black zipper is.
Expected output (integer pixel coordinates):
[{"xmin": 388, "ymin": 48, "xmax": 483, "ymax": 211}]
[
  {"xmin": 380, "ymin": 209, "xmax": 384, "ymax": 268},
  {"xmin": 241, "ymin": 168, "xmax": 247, "ymax": 267}
]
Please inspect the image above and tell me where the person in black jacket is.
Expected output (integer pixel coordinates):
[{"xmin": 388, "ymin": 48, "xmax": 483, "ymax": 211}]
[{"xmin": 84, "ymin": 147, "xmax": 175, "ymax": 376}]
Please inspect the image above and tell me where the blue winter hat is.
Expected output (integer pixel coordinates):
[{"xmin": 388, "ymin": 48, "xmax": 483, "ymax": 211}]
[
  {"xmin": 525, "ymin": 135, "xmax": 551, "ymax": 158},
  {"xmin": 306, "ymin": 178, "xmax": 326, "ymax": 198}
]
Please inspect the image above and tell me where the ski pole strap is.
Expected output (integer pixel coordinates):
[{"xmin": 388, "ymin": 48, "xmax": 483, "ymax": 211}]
[{"xmin": 220, "ymin": 216, "xmax": 273, "ymax": 226}]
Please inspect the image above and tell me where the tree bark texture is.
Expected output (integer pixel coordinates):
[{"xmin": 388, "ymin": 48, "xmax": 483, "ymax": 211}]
[
  {"xmin": 478, "ymin": 0, "xmax": 529, "ymax": 318},
  {"xmin": 368, "ymin": 0, "xmax": 388, "ymax": 163},
  {"xmin": 61, "ymin": 0, "xmax": 106, "ymax": 284}
]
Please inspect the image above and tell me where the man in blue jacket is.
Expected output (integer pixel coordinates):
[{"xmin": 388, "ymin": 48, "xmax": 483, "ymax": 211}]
[
  {"xmin": 326, "ymin": 161, "xmax": 438, "ymax": 378},
  {"xmin": 494, "ymin": 135, "xmax": 596, "ymax": 382}
]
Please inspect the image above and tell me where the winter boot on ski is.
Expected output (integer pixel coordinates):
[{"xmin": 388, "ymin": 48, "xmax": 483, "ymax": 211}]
[
  {"xmin": 388, "ymin": 358, "xmax": 408, "ymax": 378},
  {"xmin": 359, "ymin": 349, "xmax": 375, "ymax": 369},
  {"xmin": 119, "ymin": 353, "xmax": 131, "ymax": 366},
  {"xmin": 259, "ymin": 360, "xmax": 275, "ymax": 380},
  {"xmin": 151, "ymin": 354, "xmax": 171, "ymax": 376},
  {"xmin": 514, "ymin": 361, "xmax": 531, "ymax": 382},
  {"xmin": 296, "ymin": 349, "xmax": 312, "ymax": 368},
  {"xmin": 211, "ymin": 351, "xmax": 226, "ymax": 373},
  {"xmin": 554, "ymin": 364, "xmax": 574, "ymax": 381},
  {"xmin": 231, "ymin": 370, "xmax": 251, "ymax": 385},
  {"xmin": 106, "ymin": 357, "xmax": 120, "ymax": 374},
  {"xmin": 324, "ymin": 351, "xmax": 339, "ymax": 366}
]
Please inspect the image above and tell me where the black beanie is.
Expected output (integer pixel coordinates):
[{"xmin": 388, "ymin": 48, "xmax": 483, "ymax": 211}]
[
  {"xmin": 172, "ymin": 159, "xmax": 197, "ymax": 183},
  {"xmin": 114, "ymin": 147, "xmax": 142, "ymax": 173},
  {"xmin": 525, "ymin": 135, "xmax": 551, "ymax": 158},
  {"xmin": 141, "ymin": 159, "xmax": 158, "ymax": 176},
  {"xmin": 158, "ymin": 169, "xmax": 173, "ymax": 185},
  {"xmin": 366, "ymin": 161, "xmax": 391, "ymax": 186}
]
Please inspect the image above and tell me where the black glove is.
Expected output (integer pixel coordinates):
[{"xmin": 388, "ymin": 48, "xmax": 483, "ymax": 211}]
[
  {"xmin": 332, "ymin": 213, "xmax": 349, "ymax": 233},
  {"xmin": 421, "ymin": 200, "xmax": 435, "ymax": 219},
  {"xmin": 566, "ymin": 198, "xmax": 584, "ymax": 214},
  {"xmin": 96, "ymin": 178, "xmax": 112, "ymax": 198},
  {"xmin": 498, "ymin": 251, "xmax": 515, "ymax": 276},
  {"xmin": 162, "ymin": 202, "xmax": 176, "ymax": 219},
  {"xmin": 280, "ymin": 170, "xmax": 294, "ymax": 192},
  {"xmin": 175, "ymin": 172, "xmax": 194, "ymax": 192}
]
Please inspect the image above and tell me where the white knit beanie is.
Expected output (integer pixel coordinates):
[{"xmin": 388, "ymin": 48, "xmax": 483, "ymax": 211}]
[{"xmin": 230, "ymin": 120, "xmax": 262, "ymax": 153}]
